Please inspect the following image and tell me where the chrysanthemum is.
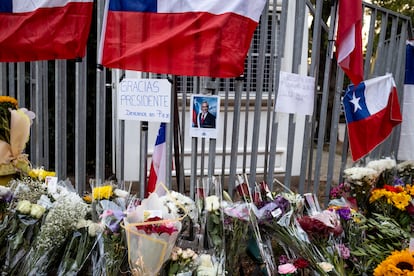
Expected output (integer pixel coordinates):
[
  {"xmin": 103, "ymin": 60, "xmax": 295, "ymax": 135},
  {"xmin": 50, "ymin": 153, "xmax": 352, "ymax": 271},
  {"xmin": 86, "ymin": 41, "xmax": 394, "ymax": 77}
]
[
  {"xmin": 373, "ymin": 249, "xmax": 414, "ymax": 276},
  {"xmin": 92, "ymin": 185, "xmax": 113, "ymax": 200}
]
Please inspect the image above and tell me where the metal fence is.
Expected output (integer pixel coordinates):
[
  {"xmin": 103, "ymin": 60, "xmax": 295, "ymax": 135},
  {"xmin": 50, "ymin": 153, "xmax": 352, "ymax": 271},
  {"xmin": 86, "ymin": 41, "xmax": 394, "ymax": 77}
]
[{"xmin": 0, "ymin": 1, "xmax": 412, "ymax": 205}]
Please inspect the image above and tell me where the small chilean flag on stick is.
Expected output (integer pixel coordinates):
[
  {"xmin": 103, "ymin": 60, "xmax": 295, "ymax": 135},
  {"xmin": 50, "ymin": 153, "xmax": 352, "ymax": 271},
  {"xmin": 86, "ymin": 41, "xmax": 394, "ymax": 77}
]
[
  {"xmin": 335, "ymin": 0, "xmax": 364, "ymax": 85},
  {"xmin": 342, "ymin": 74, "xmax": 402, "ymax": 161},
  {"xmin": 99, "ymin": 0, "xmax": 266, "ymax": 78},
  {"xmin": 0, "ymin": 0, "xmax": 93, "ymax": 62},
  {"xmin": 147, "ymin": 123, "xmax": 167, "ymax": 196}
]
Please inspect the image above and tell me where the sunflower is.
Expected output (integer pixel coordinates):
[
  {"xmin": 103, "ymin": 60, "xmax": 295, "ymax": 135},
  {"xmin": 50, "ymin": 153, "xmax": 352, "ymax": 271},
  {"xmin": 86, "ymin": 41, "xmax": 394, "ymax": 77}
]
[
  {"xmin": 373, "ymin": 249, "xmax": 414, "ymax": 276},
  {"xmin": 0, "ymin": 96, "xmax": 18, "ymax": 108}
]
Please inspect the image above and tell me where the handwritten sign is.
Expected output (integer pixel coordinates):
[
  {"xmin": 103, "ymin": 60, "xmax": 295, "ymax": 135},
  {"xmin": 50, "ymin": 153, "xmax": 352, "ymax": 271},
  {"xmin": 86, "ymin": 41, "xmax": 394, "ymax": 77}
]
[
  {"xmin": 117, "ymin": 78, "xmax": 171, "ymax": 122},
  {"xmin": 275, "ymin": 71, "xmax": 315, "ymax": 116}
]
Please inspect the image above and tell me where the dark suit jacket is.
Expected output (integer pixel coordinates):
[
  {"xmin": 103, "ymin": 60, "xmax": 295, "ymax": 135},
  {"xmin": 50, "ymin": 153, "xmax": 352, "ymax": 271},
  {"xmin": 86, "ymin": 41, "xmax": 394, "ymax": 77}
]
[{"xmin": 199, "ymin": 112, "xmax": 216, "ymax": 128}]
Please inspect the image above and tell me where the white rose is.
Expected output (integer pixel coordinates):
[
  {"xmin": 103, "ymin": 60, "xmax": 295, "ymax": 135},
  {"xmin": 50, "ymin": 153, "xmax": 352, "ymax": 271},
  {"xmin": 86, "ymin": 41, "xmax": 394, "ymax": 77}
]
[
  {"xmin": 318, "ymin": 262, "xmax": 334, "ymax": 272},
  {"xmin": 205, "ymin": 196, "xmax": 220, "ymax": 212},
  {"xmin": 30, "ymin": 204, "xmax": 46, "ymax": 219},
  {"xmin": 114, "ymin": 188, "xmax": 129, "ymax": 198},
  {"xmin": 16, "ymin": 200, "xmax": 32, "ymax": 214}
]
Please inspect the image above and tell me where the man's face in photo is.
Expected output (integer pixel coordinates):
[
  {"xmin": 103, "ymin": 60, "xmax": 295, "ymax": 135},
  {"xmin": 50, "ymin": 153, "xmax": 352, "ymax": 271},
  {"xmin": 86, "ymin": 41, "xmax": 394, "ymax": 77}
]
[{"xmin": 201, "ymin": 103, "xmax": 209, "ymax": 114}]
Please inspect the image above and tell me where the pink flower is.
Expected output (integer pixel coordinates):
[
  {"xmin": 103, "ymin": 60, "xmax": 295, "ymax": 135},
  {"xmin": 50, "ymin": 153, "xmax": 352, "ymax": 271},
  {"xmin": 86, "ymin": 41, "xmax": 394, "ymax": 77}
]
[{"xmin": 278, "ymin": 263, "xmax": 297, "ymax": 275}]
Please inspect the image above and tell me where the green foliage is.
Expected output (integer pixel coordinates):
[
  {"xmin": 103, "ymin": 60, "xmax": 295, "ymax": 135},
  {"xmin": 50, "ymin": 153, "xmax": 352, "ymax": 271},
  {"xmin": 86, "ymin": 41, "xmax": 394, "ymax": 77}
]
[{"xmin": 372, "ymin": 0, "xmax": 414, "ymax": 23}]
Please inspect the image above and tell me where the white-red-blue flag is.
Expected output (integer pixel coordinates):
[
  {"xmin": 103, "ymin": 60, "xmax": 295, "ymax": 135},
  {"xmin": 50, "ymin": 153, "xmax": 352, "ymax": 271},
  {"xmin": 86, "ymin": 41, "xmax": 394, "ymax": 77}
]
[
  {"xmin": 398, "ymin": 41, "xmax": 414, "ymax": 160},
  {"xmin": 147, "ymin": 123, "xmax": 167, "ymax": 196},
  {"xmin": 98, "ymin": 0, "xmax": 266, "ymax": 78},
  {"xmin": 343, "ymin": 74, "xmax": 402, "ymax": 161},
  {"xmin": 335, "ymin": 0, "xmax": 364, "ymax": 85},
  {"xmin": 0, "ymin": 0, "xmax": 93, "ymax": 62}
]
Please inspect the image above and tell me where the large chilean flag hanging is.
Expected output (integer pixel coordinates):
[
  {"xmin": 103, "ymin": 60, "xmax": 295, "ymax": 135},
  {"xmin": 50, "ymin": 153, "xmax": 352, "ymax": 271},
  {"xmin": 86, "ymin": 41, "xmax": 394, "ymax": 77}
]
[
  {"xmin": 0, "ymin": 0, "xmax": 93, "ymax": 62},
  {"xmin": 98, "ymin": 0, "xmax": 266, "ymax": 78},
  {"xmin": 335, "ymin": 0, "xmax": 364, "ymax": 85},
  {"xmin": 343, "ymin": 74, "xmax": 402, "ymax": 161}
]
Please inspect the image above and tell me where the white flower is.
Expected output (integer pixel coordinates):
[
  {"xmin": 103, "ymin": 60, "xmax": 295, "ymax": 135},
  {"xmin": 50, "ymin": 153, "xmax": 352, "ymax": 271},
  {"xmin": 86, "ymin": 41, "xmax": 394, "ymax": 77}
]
[
  {"xmin": 181, "ymin": 248, "xmax": 195, "ymax": 259},
  {"xmin": 30, "ymin": 204, "xmax": 46, "ymax": 219},
  {"xmin": 198, "ymin": 254, "xmax": 214, "ymax": 267},
  {"xmin": 16, "ymin": 200, "xmax": 32, "ymax": 214},
  {"xmin": 366, "ymin": 158, "xmax": 396, "ymax": 172},
  {"xmin": 0, "ymin": 186, "xmax": 11, "ymax": 197},
  {"xmin": 204, "ymin": 195, "xmax": 220, "ymax": 212},
  {"xmin": 318, "ymin": 262, "xmax": 334, "ymax": 272},
  {"xmin": 88, "ymin": 222, "xmax": 104, "ymax": 237},
  {"xmin": 114, "ymin": 188, "xmax": 129, "ymax": 198}
]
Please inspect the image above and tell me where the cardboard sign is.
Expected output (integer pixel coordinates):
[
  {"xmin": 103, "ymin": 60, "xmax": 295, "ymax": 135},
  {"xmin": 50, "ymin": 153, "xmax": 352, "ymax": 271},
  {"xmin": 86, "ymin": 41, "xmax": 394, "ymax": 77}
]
[{"xmin": 118, "ymin": 78, "xmax": 171, "ymax": 122}]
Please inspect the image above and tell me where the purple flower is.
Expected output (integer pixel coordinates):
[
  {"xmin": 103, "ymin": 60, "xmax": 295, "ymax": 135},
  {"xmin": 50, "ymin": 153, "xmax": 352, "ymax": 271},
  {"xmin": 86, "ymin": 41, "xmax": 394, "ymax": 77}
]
[
  {"xmin": 101, "ymin": 209, "xmax": 125, "ymax": 233},
  {"xmin": 278, "ymin": 255, "xmax": 289, "ymax": 265},
  {"xmin": 336, "ymin": 207, "xmax": 351, "ymax": 221},
  {"xmin": 273, "ymin": 195, "xmax": 290, "ymax": 214},
  {"xmin": 336, "ymin": 243, "xmax": 350, "ymax": 259}
]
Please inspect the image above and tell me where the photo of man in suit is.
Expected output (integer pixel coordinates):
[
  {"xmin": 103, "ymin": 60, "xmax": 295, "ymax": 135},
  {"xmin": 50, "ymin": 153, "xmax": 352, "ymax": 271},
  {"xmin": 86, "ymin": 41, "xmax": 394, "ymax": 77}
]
[{"xmin": 198, "ymin": 101, "xmax": 216, "ymax": 128}]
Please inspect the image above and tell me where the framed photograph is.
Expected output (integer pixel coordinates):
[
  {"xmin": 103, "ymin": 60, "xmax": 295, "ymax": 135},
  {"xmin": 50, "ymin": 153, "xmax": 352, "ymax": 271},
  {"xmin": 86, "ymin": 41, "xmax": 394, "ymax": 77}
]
[{"xmin": 190, "ymin": 95, "xmax": 220, "ymax": 138}]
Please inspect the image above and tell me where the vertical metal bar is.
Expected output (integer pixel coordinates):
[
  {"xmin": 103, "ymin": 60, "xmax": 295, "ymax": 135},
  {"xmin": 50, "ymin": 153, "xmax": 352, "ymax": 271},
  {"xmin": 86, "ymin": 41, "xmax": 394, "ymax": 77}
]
[
  {"xmin": 8, "ymin": 63, "xmax": 15, "ymax": 98},
  {"xmin": 373, "ymin": 13, "xmax": 388, "ymax": 76},
  {"xmin": 190, "ymin": 77, "xmax": 200, "ymax": 199},
  {"xmin": 248, "ymin": 1, "xmax": 268, "ymax": 187},
  {"xmin": 324, "ymin": 71, "xmax": 344, "ymax": 206},
  {"xmin": 42, "ymin": 61, "xmax": 49, "ymax": 169},
  {"xmin": 75, "ymin": 57, "xmax": 87, "ymax": 194},
  {"xmin": 312, "ymin": 2, "xmax": 337, "ymax": 195},
  {"xmin": 17, "ymin": 63, "xmax": 25, "ymax": 105},
  {"xmin": 228, "ymin": 79, "xmax": 243, "ymax": 197},
  {"xmin": 29, "ymin": 62, "xmax": 36, "ymax": 161},
  {"xmin": 55, "ymin": 60, "xmax": 67, "ymax": 179},
  {"xmin": 385, "ymin": 17, "xmax": 398, "ymax": 74},
  {"xmin": 267, "ymin": 0, "xmax": 288, "ymax": 188},
  {"xmin": 284, "ymin": 0, "xmax": 306, "ymax": 188},
  {"xmin": 299, "ymin": 0, "xmax": 323, "ymax": 194},
  {"xmin": 35, "ymin": 61, "xmax": 44, "ymax": 167},
  {"xmin": 96, "ymin": 0, "xmax": 106, "ymax": 184},
  {"xmin": 220, "ymin": 80, "xmax": 229, "ymax": 187},
  {"xmin": 0, "ymin": 63, "xmax": 6, "ymax": 95},
  {"xmin": 166, "ymin": 79, "xmax": 174, "ymax": 189},
  {"xmin": 139, "ymin": 121, "xmax": 148, "ymax": 197},
  {"xmin": 263, "ymin": 1, "xmax": 278, "ymax": 181}
]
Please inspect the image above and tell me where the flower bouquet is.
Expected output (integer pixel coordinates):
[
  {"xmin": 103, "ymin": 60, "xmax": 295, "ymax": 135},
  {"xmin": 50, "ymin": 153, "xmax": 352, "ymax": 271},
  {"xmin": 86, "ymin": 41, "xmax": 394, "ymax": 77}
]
[
  {"xmin": 0, "ymin": 96, "xmax": 35, "ymax": 185},
  {"xmin": 124, "ymin": 187, "xmax": 186, "ymax": 275}
]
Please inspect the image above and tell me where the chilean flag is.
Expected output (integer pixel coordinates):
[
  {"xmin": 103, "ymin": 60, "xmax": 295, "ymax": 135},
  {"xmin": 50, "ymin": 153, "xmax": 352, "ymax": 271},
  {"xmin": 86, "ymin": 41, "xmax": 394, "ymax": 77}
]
[
  {"xmin": 335, "ymin": 0, "xmax": 364, "ymax": 85},
  {"xmin": 98, "ymin": 0, "xmax": 266, "ymax": 78},
  {"xmin": 0, "ymin": 0, "xmax": 93, "ymax": 62},
  {"xmin": 147, "ymin": 123, "xmax": 167, "ymax": 196},
  {"xmin": 397, "ymin": 41, "xmax": 414, "ymax": 160},
  {"xmin": 343, "ymin": 74, "xmax": 402, "ymax": 161}
]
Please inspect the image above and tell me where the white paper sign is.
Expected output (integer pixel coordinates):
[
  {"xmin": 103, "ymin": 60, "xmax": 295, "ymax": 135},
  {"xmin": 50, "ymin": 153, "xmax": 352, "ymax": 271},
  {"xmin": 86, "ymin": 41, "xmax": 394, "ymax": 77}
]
[
  {"xmin": 275, "ymin": 71, "xmax": 315, "ymax": 115},
  {"xmin": 117, "ymin": 78, "xmax": 171, "ymax": 122}
]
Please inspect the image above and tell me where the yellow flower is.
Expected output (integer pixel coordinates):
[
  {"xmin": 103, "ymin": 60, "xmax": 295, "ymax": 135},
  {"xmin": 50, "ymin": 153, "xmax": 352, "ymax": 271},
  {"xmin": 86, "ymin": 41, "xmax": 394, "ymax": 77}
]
[
  {"xmin": 0, "ymin": 96, "xmax": 18, "ymax": 108},
  {"xmin": 83, "ymin": 194, "xmax": 92, "ymax": 203},
  {"xmin": 29, "ymin": 168, "xmax": 56, "ymax": 181},
  {"xmin": 370, "ymin": 189, "xmax": 387, "ymax": 203},
  {"xmin": 406, "ymin": 184, "xmax": 414, "ymax": 196},
  {"xmin": 374, "ymin": 249, "xmax": 414, "ymax": 276},
  {"xmin": 92, "ymin": 185, "xmax": 113, "ymax": 200},
  {"xmin": 390, "ymin": 192, "xmax": 411, "ymax": 211}
]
